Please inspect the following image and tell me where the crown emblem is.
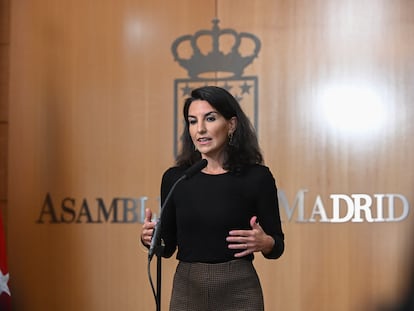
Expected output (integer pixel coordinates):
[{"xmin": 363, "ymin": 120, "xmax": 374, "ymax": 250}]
[{"xmin": 171, "ymin": 19, "xmax": 261, "ymax": 79}]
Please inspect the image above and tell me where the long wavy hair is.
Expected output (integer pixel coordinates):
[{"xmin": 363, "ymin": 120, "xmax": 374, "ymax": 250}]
[{"xmin": 176, "ymin": 86, "xmax": 263, "ymax": 172}]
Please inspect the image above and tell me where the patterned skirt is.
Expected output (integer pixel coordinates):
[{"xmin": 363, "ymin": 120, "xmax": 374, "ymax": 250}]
[{"xmin": 169, "ymin": 259, "xmax": 264, "ymax": 311}]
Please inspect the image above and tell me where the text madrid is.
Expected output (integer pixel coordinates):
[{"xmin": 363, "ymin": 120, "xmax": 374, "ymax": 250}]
[{"xmin": 37, "ymin": 190, "xmax": 410, "ymax": 224}]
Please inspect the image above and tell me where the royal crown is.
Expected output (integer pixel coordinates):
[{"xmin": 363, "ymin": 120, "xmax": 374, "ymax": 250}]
[{"xmin": 171, "ymin": 19, "xmax": 261, "ymax": 79}]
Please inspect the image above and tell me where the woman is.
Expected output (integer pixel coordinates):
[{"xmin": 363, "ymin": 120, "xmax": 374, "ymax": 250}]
[{"xmin": 141, "ymin": 86, "xmax": 284, "ymax": 311}]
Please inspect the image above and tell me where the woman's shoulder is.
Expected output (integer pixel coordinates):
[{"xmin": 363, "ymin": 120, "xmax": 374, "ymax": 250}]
[
  {"xmin": 162, "ymin": 165, "xmax": 185, "ymax": 178},
  {"xmin": 160, "ymin": 166, "xmax": 184, "ymax": 191},
  {"xmin": 244, "ymin": 163, "xmax": 272, "ymax": 175},
  {"xmin": 241, "ymin": 164, "xmax": 277, "ymax": 184}
]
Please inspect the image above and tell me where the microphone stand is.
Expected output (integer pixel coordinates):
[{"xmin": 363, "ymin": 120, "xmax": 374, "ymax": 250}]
[
  {"xmin": 148, "ymin": 174, "xmax": 186, "ymax": 311},
  {"xmin": 147, "ymin": 159, "xmax": 207, "ymax": 311},
  {"xmin": 155, "ymin": 244, "xmax": 163, "ymax": 311}
]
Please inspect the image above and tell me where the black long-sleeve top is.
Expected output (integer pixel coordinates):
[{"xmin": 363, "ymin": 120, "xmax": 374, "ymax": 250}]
[{"xmin": 160, "ymin": 164, "xmax": 284, "ymax": 263}]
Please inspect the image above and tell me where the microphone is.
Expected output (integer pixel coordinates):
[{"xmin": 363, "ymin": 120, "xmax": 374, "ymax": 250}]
[
  {"xmin": 182, "ymin": 159, "xmax": 208, "ymax": 179},
  {"xmin": 148, "ymin": 159, "xmax": 208, "ymax": 261}
]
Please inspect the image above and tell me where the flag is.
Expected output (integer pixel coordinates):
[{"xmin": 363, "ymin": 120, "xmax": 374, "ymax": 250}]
[{"xmin": 0, "ymin": 209, "xmax": 11, "ymax": 310}]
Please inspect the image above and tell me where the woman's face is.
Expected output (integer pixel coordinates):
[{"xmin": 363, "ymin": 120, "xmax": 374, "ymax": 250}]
[{"xmin": 188, "ymin": 100, "xmax": 236, "ymax": 161}]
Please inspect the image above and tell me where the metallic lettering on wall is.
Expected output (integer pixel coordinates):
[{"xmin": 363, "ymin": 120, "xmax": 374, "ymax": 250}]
[
  {"xmin": 171, "ymin": 19, "xmax": 261, "ymax": 156},
  {"xmin": 36, "ymin": 191, "xmax": 410, "ymax": 224},
  {"xmin": 278, "ymin": 190, "xmax": 410, "ymax": 223}
]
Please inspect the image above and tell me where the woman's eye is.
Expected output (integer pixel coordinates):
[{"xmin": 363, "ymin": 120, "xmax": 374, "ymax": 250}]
[
  {"xmin": 206, "ymin": 116, "xmax": 216, "ymax": 122},
  {"xmin": 189, "ymin": 119, "xmax": 197, "ymax": 125}
]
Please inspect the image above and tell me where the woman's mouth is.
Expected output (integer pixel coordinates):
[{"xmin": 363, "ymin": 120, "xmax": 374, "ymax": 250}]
[{"xmin": 197, "ymin": 137, "xmax": 211, "ymax": 145}]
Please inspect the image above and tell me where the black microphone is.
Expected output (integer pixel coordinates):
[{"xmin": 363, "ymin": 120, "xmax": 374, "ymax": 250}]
[
  {"xmin": 148, "ymin": 159, "xmax": 208, "ymax": 261},
  {"xmin": 182, "ymin": 159, "xmax": 208, "ymax": 179}
]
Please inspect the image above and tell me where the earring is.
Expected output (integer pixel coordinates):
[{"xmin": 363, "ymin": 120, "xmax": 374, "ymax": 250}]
[{"xmin": 228, "ymin": 132, "xmax": 234, "ymax": 146}]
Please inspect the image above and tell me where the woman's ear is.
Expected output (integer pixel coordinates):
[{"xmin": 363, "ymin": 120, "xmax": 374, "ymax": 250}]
[{"xmin": 229, "ymin": 116, "xmax": 238, "ymax": 133}]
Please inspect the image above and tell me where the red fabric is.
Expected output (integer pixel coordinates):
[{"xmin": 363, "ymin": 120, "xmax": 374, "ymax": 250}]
[{"xmin": 0, "ymin": 210, "xmax": 11, "ymax": 311}]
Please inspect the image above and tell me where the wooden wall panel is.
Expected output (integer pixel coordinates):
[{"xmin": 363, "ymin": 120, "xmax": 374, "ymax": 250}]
[
  {"xmin": 0, "ymin": 43, "xmax": 8, "ymax": 202},
  {"xmin": 0, "ymin": 122, "xmax": 7, "ymax": 200},
  {"xmin": 0, "ymin": 45, "xmax": 8, "ymax": 122},
  {"xmin": 0, "ymin": 0, "xmax": 9, "ymax": 45},
  {"xmin": 8, "ymin": 0, "xmax": 414, "ymax": 311},
  {"xmin": 8, "ymin": 1, "xmax": 216, "ymax": 310},
  {"xmin": 216, "ymin": 1, "xmax": 414, "ymax": 310},
  {"xmin": 0, "ymin": 0, "xmax": 10, "ymax": 235}
]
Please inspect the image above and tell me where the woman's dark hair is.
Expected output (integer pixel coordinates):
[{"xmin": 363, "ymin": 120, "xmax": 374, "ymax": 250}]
[{"xmin": 176, "ymin": 86, "xmax": 263, "ymax": 172}]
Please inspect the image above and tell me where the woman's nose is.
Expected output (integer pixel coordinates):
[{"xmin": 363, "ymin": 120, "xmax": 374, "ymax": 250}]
[{"xmin": 197, "ymin": 121, "xmax": 206, "ymax": 133}]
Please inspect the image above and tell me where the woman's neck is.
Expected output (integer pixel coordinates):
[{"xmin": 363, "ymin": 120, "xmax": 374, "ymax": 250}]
[{"xmin": 201, "ymin": 157, "xmax": 227, "ymax": 175}]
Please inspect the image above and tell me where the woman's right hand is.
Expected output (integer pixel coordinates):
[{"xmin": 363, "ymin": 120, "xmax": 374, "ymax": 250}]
[{"xmin": 140, "ymin": 208, "xmax": 155, "ymax": 247}]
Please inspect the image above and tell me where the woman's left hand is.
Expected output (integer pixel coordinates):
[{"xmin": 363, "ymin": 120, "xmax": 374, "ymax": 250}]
[{"xmin": 226, "ymin": 216, "xmax": 275, "ymax": 258}]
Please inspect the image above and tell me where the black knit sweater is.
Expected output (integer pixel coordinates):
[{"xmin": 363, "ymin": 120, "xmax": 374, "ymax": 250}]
[{"xmin": 160, "ymin": 164, "xmax": 285, "ymax": 263}]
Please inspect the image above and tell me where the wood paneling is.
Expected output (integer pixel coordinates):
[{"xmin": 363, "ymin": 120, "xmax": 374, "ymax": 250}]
[
  {"xmin": 0, "ymin": 45, "xmax": 8, "ymax": 122},
  {"xmin": 0, "ymin": 123, "xmax": 7, "ymax": 200},
  {"xmin": 8, "ymin": 0, "xmax": 414, "ymax": 310},
  {"xmin": 0, "ymin": 0, "xmax": 9, "ymax": 236},
  {"xmin": 0, "ymin": 0, "xmax": 9, "ymax": 44},
  {"xmin": 0, "ymin": 44, "xmax": 8, "ymax": 205}
]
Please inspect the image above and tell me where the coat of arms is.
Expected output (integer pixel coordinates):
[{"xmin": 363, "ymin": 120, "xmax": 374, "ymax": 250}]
[{"xmin": 171, "ymin": 19, "xmax": 261, "ymax": 156}]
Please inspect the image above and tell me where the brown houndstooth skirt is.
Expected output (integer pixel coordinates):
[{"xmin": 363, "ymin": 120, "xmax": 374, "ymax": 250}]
[{"xmin": 169, "ymin": 259, "xmax": 264, "ymax": 311}]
